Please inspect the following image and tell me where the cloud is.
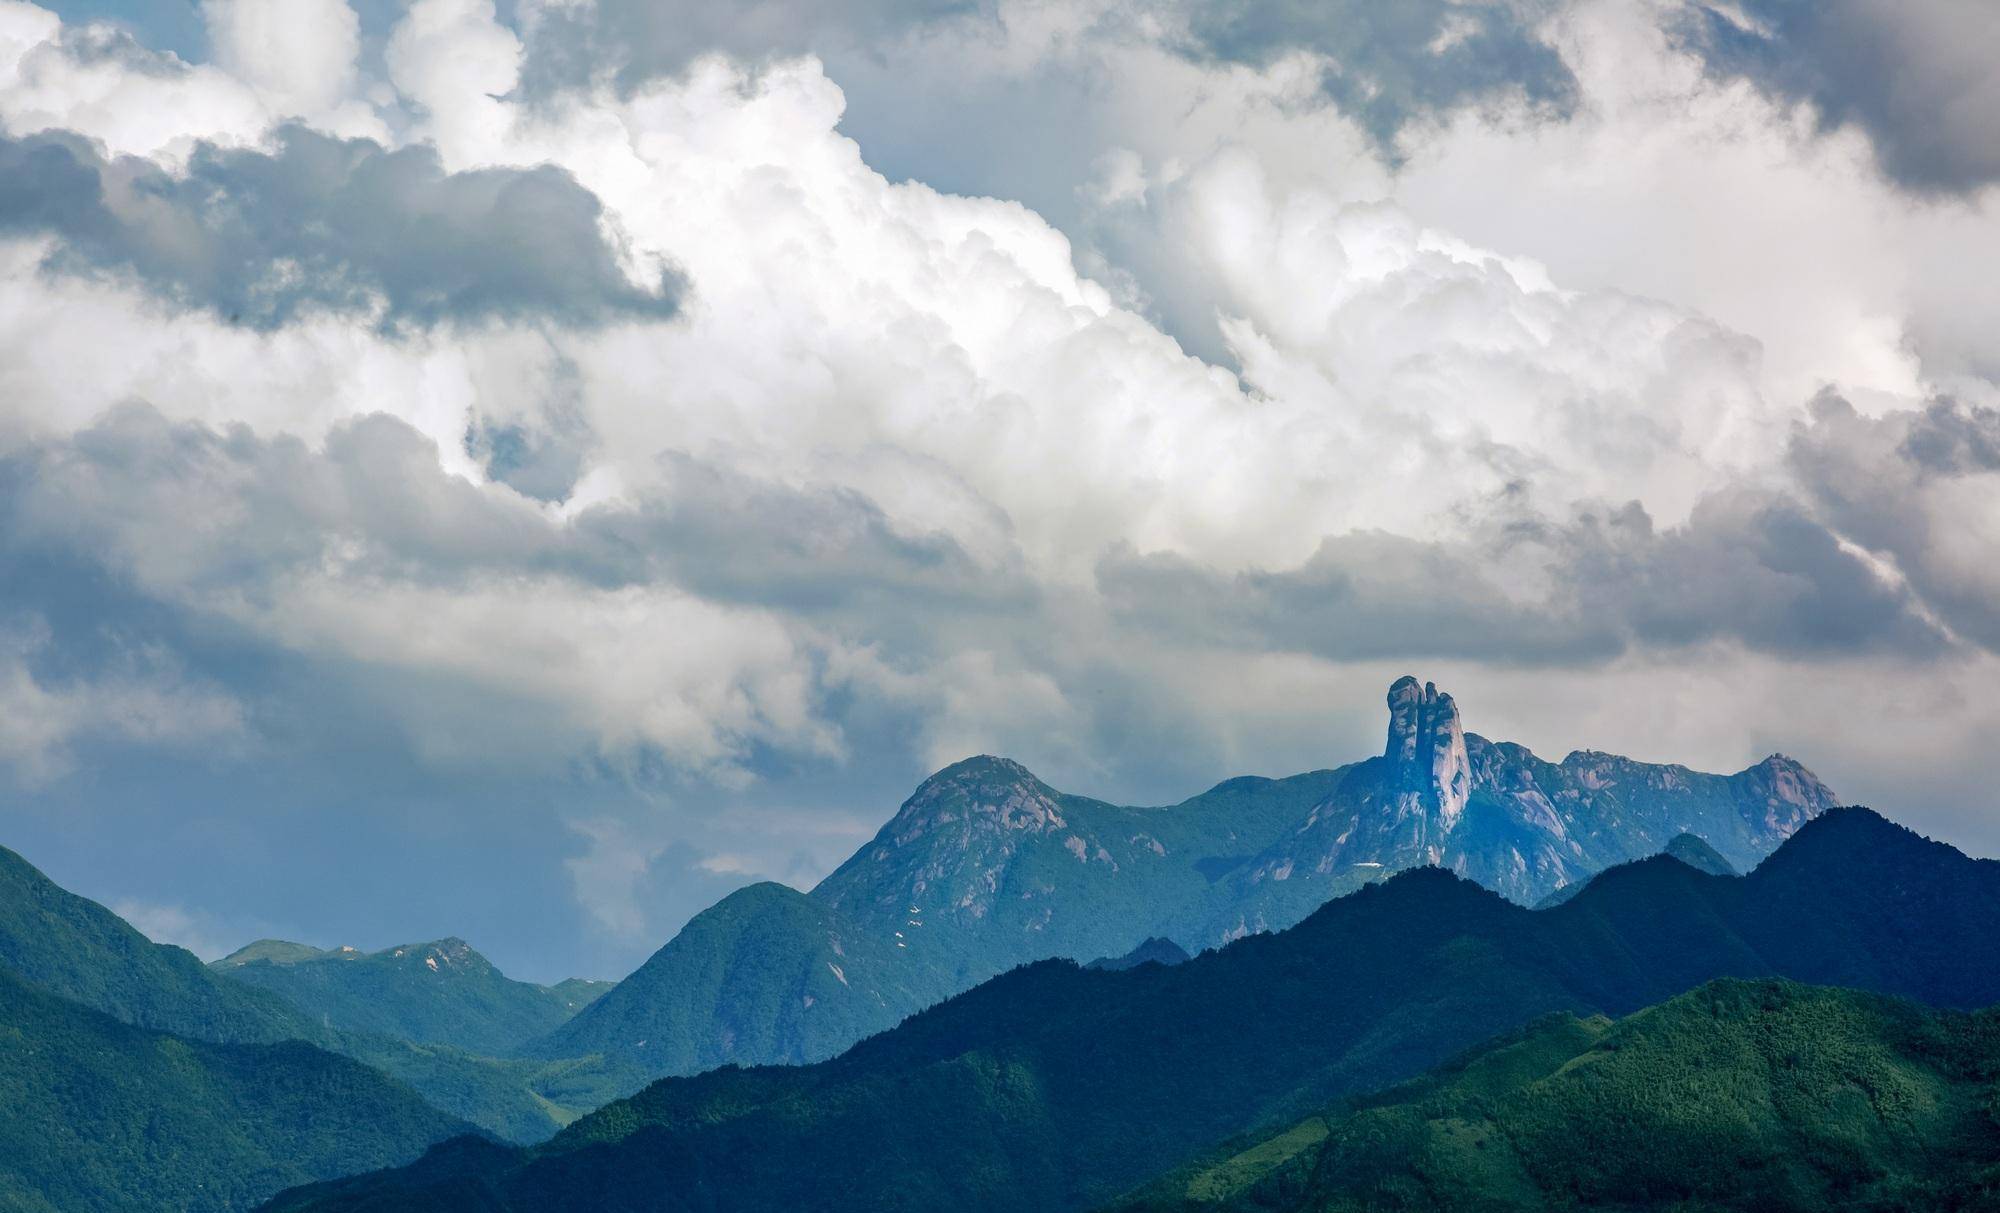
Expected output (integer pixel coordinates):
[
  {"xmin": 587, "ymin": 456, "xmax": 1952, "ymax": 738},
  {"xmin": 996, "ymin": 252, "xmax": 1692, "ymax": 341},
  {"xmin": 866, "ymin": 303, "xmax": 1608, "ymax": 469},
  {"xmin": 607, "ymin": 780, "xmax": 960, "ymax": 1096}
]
[
  {"xmin": 0, "ymin": 123, "xmax": 681, "ymax": 331},
  {"xmin": 0, "ymin": 615, "xmax": 245, "ymax": 783},
  {"xmin": 0, "ymin": 405, "xmax": 852, "ymax": 782},
  {"xmin": 1789, "ymin": 392, "xmax": 2000, "ymax": 650},
  {"xmin": 0, "ymin": 2, "xmax": 280, "ymax": 158},
  {"xmin": 1168, "ymin": 0, "xmax": 1577, "ymax": 150},
  {"xmin": 1678, "ymin": 0, "xmax": 2000, "ymax": 193},
  {"xmin": 200, "ymin": 0, "xmax": 360, "ymax": 118},
  {"xmin": 109, "ymin": 898, "xmax": 237, "ymax": 960},
  {"xmin": 517, "ymin": 0, "xmax": 982, "ymax": 94},
  {"xmin": 1098, "ymin": 480, "xmax": 1948, "ymax": 668}
]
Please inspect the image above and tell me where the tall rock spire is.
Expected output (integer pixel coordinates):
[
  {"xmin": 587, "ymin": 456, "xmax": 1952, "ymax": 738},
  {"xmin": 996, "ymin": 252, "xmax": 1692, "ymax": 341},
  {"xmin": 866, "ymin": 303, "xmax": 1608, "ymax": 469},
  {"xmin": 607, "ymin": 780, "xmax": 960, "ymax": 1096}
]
[{"xmin": 1384, "ymin": 676, "xmax": 1471, "ymax": 833}]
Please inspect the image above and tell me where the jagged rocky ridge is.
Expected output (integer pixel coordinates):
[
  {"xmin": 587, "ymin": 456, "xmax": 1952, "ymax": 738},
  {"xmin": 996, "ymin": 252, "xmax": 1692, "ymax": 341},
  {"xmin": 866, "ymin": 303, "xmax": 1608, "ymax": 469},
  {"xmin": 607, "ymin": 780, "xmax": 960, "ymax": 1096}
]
[{"xmin": 526, "ymin": 677, "xmax": 1836, "ymax": 1095}]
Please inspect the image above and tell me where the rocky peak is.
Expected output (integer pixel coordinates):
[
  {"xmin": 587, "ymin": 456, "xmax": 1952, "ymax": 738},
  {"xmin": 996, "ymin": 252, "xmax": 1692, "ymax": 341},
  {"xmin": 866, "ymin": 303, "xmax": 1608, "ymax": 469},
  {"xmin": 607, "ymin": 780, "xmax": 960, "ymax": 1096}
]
[
  {"xmin": 1733, "ymin": 752, "xmax": 1840, "ymax": 836},
  {"xmin": 887, "ymin": 755, "xmax": 1067, "ymax": 840},
  {"xmin": 1383, "ymin": 676, "xmax": 1471, "ymax": 831}
]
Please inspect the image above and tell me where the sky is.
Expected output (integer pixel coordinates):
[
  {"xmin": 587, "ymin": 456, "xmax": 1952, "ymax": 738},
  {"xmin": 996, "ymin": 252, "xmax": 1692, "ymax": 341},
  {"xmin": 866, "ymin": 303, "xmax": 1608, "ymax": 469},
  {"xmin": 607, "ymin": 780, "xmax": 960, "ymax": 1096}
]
[{"xmin": 0, "ymin": 0, "xmax": 1996, "ymax": 982}]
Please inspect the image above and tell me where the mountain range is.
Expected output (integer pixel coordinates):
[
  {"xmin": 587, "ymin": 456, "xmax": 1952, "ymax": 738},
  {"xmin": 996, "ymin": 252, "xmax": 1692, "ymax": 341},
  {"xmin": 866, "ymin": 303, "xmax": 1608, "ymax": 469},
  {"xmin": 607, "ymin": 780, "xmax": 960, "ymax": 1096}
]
[
  {"xmin": 267, "ymin": 806, "xmax": 2000, "ymax": 1213},
  {"xmin": 0, "ymin": 676, "xmax": 1869, "ymax": 1210},
  {"xmin": 521, "ymin": 677, "xmax": 1837, "ymax": 1098},
  {"xmin": 0, "ymin": 839, "xmax": 589, "ymax": 1145}
]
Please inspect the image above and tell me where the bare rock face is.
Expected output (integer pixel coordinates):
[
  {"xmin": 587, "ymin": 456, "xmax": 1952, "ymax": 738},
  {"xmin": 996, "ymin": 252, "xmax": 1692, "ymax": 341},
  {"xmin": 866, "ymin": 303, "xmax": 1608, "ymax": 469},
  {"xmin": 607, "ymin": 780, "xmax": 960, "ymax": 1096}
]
[{"xmin": 1384, "ymin": 676, "xmax": 1471, "ymax": 833}]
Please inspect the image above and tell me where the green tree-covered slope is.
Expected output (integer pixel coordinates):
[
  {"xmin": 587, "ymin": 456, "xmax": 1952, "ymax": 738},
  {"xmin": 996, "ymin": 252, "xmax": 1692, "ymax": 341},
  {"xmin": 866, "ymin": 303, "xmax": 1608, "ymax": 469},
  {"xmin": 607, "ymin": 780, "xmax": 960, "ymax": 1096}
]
[
  {"xmin": 0, "ymin": 964, "xmax": 466, "ymax": 1212},
  {"xmin": 1109, "ymin": 979, "xmax": 2000, "ymax": 1212},
  {"xmin": 520, "ymin": 881, "xmax": 957, "ymax": 1101}
]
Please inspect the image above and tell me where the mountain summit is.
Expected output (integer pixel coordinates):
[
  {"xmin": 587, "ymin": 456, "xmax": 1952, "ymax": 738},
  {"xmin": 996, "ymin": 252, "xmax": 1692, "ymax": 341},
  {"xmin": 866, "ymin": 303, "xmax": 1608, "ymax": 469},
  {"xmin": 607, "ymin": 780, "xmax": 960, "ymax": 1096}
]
[{"xmin": 1384, "ymin": 676, "xmax": 1471, "ymax": 838}]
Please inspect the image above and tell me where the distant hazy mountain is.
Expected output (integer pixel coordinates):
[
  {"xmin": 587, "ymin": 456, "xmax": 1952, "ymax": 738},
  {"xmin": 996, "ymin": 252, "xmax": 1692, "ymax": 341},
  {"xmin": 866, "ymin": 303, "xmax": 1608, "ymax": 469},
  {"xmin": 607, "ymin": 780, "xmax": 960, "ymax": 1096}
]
[
  {"xmin": 1661, "ymin": 831, "xmax": 1741, "ymax": 876},
  {"xmin": 519, "ymin": 881, "xmax": 958, "ymax": 1099},
  {"xmin": 1209, "ymin": 678, "xmax": 1828, "ymax": 938},
  {"xmin": 214, "ymin": 937, "xmax": 610, "ymax": 1055},
  {"xmin": 0, "ymin": 843, "xmax": 568, "ymax": 1142},
  {"xmin": 532, "ymin": 677, "xmax": 1834, "ymax": 1094},
  {"xmin": 0, "ymin": 964, "xmax": 465, "ymax": 1213},
  {"xmin": 1110, "ymin": 979, "xmax": 2000, "ymax": 1212},
  {"xmin": 270, "ymin": 807, "xmax": 1989, "ymax": 1213},
  {"xmin": 1086, "ymin": 937, "xmax": 1192, "ymax": 971},
  {"xmin": 1534, "ymin": 830, "xmax": 1740, "ymax": 908}
]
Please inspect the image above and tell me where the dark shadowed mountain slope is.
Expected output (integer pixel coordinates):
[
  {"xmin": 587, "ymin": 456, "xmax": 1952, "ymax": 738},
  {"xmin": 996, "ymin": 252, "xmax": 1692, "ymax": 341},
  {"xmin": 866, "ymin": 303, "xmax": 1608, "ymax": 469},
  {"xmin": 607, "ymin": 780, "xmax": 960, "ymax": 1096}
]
[
  {"xmin": 535, "ymin": 678, "xmax": 1833, "ymax": 1095},
  {"xmin": 0, "ymin": 965, "xmax": 467, "ymax": 1213},
  {"xmin": 268, "ymin": 808, "xmax": 1994, "ymax": 1213},
  {"xmin": 215, "ymin": 936, "xmax": 606, "ymax": 1055},
  {"xmin": 1106, "ymin": 979, "xmax": 2000, "ymax": 1213}
]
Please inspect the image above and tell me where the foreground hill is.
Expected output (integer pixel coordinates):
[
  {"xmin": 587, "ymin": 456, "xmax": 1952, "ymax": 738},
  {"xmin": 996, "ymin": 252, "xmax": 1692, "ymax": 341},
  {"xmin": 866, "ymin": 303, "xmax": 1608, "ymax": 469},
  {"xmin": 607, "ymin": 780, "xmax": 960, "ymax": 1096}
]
[
  {"xmin": 0, "ymin": 843, "xmax": 570, "ymax": 1142},
  {"xmin": 269, "ymin": 808, "xmax": 1993, "ymax": 1213},
  {"xmin": 532, "ymin": 677, "xmax": 1835, "ymax": 1094},
  {"xmin": 0, "ymin": 964, "xmax": 467, "ymax": 1212},
  {"xmin": 1110, "ymin": 979, "xmax": 2000, "ymax": 1212},
  {"xmin": 215, "ymin": 937, "xmax": 609, "ymax": 1055}
]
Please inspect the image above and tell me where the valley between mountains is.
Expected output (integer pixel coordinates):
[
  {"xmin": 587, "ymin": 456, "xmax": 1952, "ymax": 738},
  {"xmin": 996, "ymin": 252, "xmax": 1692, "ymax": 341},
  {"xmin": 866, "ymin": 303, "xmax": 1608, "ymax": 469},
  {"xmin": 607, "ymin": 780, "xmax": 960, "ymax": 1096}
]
[{"xmin": 12, "ymin": 678, "xmax": 1981, "ymax": 1213}]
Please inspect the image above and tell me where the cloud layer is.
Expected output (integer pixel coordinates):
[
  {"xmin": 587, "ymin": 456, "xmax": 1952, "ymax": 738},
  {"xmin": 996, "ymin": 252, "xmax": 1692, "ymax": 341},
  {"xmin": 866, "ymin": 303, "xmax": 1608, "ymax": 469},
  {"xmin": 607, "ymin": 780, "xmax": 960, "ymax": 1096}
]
[{"xmin": 0, "ymin": 125, "xmax": 679, "ymax": 329}]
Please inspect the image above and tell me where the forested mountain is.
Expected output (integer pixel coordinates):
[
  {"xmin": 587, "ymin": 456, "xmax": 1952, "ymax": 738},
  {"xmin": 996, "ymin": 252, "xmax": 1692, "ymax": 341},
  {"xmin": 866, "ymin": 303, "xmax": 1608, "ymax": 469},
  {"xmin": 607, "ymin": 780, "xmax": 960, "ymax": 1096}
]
[
  {"xmin": 215, "ymin": 936, "xmax": 609, "ymax": 1055},
  {"xmin": 1108, "ymin": 979, "xmax": 2000, "ymax": 1212},
  {"xmin": 0, "ymin": 965, "xmax": 466, "ymax": 1213}
]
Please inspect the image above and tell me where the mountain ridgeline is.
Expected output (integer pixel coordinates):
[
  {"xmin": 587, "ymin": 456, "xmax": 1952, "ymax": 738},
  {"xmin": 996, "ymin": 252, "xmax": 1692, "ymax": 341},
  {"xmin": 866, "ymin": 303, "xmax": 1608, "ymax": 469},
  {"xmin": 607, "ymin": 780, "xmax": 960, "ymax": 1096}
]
[
  {"xmin": 524, "ymin": 677, "xmax": 1837, "ymax": 1095},
  {"xmin": 268, "ymin": 806, "xmax": 1987, "ymax": 1213},
  {"xmin": 213, "ymin": 937, "xmax": 610, "ymax": 1056}
]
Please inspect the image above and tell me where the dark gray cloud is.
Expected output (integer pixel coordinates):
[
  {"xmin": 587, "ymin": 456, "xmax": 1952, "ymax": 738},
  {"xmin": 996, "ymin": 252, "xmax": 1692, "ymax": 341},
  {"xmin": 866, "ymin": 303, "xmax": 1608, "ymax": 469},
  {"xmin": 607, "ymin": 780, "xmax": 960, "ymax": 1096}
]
[
  {"xmin": 3, "ymin": 404, "xmax": 1021, "ymax": 644},
  {"xmin": 1790, "ymin": 392, "xmax": 2000, "ymax": 650},
  {"xmin": 0, "ymin": 125, "xmax": 681, "ymax": 331},
  {"xmin": 520, "ymin": 0, "xmax": 982, "ymax": 94},
  {"xmin": 1098, "ymin": 483, "xmax": 1950, "ymax": 667},
  {"xmin": 1171, "ymin": 0, "xmax": 1577, "ymax": 150},
  {"xmin": 1097, "ymin": 531, "xmax": 1615, "ymax": 664},
  {"xmin": 1678, "ymin": 0, "xmax": 2000, "ymax": 193},
  {"xmin": 574, "ymin": 452, "xmax": 1028, "ymax": 621},
  {"xmin": 1556, "ymin": 489, "xmax": 1946, "ymax": 657}
]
